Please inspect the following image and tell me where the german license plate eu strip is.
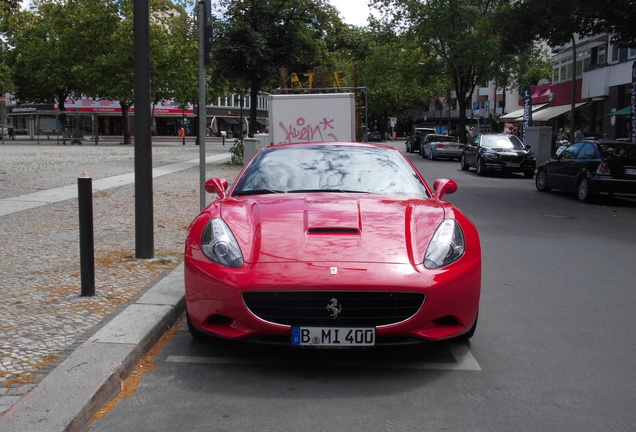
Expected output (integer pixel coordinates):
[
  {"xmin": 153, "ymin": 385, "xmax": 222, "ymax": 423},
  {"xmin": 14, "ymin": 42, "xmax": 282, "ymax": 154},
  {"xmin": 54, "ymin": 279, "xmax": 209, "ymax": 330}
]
[{"xmin": 291, "ymin": 327, "xmax": 375, "ymax": 347}]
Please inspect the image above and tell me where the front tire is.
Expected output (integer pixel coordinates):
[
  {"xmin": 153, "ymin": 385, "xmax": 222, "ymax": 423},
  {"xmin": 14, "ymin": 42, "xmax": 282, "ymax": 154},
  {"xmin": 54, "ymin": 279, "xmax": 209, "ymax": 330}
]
[
  {"xmin": 186, "ymin": 310, "xmax": 208, "ymax": 340},
  {"xmin": 535, "ymin": 169, "xmax": 552, "ymax": 192},
  {"xmin": 460, "ymin": 154, "xmax": 469, "ymax": 171},
  {"xmin": 476, "ymin": 157, "xmax": 487, "ymax": 176},
  {"xmin": 455, "ymin": 313, "xmax": 478, "ymax": 342}
]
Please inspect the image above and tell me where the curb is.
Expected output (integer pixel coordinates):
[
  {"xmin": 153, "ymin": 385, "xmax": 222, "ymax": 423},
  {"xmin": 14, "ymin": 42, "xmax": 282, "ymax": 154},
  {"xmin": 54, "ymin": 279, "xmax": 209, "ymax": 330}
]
[{"xmin": 0, "ymin": 264, "xmax": 186, "ymax": 432}]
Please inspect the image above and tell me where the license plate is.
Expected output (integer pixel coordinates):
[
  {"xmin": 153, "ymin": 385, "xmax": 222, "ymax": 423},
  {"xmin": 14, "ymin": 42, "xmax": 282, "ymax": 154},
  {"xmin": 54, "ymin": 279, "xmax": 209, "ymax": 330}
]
[
  {"xmin": 291, "ymin": 327, "xmax": 375, "ymax": 347},
  {"xmin": 507, "ymin": 162, "xmax": 521, "ymax": 167},
  {"xmin": 625, "ymin": 168, "xmax": 636, "ymax": 175}
]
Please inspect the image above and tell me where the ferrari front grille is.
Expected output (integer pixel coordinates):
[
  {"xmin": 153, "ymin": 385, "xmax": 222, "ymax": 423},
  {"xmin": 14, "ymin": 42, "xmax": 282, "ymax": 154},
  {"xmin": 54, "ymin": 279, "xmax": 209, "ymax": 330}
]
[{"xmin": 242, "ymin": 291, "xmax": 425, "ymax": 327}]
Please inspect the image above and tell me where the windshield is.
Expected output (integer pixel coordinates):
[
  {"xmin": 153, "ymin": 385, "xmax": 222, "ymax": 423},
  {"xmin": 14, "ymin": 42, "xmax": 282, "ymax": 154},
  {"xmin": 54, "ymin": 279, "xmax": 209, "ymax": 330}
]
[
  {"xmin": 233, "ymin": 145, "xmax": 430, "ymax": 197},
  {"xmin": 481, "ymin": 135, "xmax": 525, "ymax": 150}
]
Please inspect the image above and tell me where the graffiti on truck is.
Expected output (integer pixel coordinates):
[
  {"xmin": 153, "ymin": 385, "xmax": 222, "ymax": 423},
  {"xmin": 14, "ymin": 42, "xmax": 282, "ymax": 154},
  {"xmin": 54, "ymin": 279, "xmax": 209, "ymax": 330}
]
[{"xmin": 277, "ymin": 116, "xmax": 338, "ymax": 143}]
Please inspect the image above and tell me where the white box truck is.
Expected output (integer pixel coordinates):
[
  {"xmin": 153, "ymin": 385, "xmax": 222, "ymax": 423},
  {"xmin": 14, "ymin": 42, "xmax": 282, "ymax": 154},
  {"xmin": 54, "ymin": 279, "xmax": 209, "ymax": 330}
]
[{"xmin": 268, "ymin": 93, "xmax": 356, "ymax": 145}]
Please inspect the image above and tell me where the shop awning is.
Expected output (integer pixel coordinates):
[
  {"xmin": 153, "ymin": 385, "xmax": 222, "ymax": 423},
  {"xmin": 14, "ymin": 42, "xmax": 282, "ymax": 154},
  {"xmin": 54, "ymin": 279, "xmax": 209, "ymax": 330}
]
[
  {"xmin": 499, "ymin": 104, "xmax": 547, "ymax": 121},
  {"xmin": 532, "ymin": 103, "xmax": 587, "ymax": 122},
  {"xmin": 608, "ymin": 106, "xmax": 633, "ymax": 116}
]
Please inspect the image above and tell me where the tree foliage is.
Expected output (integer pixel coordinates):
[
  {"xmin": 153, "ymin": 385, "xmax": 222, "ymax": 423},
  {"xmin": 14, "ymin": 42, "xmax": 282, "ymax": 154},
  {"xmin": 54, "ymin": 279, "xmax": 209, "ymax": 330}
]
[
  {"xmin": 355, "ymin": 22, "xmax": 440, "ymax": 136},
  {"xmin": 499, "ymin": 0, "xmax": 636, "ymax": 52},
  {"xmin": 0, "ymin": 0, "xmax": 21, "ymax": 90},
  {"xmin": 373, "ymin": 0, "xmax": 508, "ymax": 142},
  {"xmin": 211, "ymin": 0, "xmax": 345, "ymax": 134}
]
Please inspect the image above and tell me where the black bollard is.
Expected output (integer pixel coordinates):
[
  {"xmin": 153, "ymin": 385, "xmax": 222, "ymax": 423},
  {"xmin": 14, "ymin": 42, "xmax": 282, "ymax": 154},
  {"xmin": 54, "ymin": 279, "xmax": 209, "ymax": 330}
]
[{"xmin": 78, "ymin": 172, "xmax": 95, "ymax": 296}]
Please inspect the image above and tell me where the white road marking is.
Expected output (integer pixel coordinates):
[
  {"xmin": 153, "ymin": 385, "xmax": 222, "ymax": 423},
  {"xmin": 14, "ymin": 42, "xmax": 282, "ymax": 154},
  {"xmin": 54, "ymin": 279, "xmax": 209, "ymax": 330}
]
[
  {"xmin": 166, "ymin": 342, "xmax": 481, "ymax": 371},
  {"xmin": 0, "ymin": 154, "xmax": 229, "ymax": 217}
]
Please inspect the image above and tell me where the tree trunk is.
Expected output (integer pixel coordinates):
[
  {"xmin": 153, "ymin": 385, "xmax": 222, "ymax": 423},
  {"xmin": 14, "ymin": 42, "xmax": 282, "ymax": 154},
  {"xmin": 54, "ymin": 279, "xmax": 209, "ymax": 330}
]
[
  {"xmin": 57, "ymin": 92, "xmax": 68, "ymax": 131},
  {"xmin": 120, "ymin": 101, "xmax": 132, "ymax": 144}
]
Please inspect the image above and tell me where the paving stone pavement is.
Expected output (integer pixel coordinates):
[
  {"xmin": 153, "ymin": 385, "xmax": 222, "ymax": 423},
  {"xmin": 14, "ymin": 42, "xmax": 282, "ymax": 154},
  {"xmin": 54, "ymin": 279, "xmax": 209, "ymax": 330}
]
[{"xmin": 0, "ymin": 138, "xmax": 243, "ymax": 416}]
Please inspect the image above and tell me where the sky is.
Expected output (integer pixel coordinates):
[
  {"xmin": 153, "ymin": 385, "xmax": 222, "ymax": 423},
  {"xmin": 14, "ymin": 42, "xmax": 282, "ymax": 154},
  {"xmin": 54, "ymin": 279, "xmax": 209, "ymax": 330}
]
[{"xmin": 329, "ymin": 0, "xmax": 377, "ymax": 27}]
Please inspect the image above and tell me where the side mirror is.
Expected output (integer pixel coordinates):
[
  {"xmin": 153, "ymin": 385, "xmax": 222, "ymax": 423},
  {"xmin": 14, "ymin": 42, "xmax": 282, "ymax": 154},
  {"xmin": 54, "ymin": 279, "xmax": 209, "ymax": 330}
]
[
  {"xmin": 525, "ymin": 144, "xmax": 531, "ymax": 149},
  {"xmin": 433, "ymin": 178, "xmax": 458, "ymax": 200},
  {"xmin": 204, "ymin": 178, "xmax": 229, "ymax": 199}
]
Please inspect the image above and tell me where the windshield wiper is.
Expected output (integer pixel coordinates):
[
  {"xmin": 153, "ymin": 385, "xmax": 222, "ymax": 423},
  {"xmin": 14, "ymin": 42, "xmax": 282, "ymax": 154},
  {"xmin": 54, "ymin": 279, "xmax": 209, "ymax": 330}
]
[
  {"xmin": 233, "ymin": 189, "xmax": 284, "ymax": 196},
  {"xmin": 287, "ymin": 188, "xmax": 370, "ymax": 194}
]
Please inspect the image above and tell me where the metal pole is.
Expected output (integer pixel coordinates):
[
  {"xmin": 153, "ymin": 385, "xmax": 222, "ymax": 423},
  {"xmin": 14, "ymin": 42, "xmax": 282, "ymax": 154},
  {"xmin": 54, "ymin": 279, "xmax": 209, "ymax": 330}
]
[
  {"xmin": 198, "ymin": 0, "xmax": 207, "ymax": 211},
  {"xmin": 78, "ymin": 173, "xmax": 95, "ymax": 296},
  {"xmin": 133, "ymin": 0, "xmax": 154, "ymax": 259}
]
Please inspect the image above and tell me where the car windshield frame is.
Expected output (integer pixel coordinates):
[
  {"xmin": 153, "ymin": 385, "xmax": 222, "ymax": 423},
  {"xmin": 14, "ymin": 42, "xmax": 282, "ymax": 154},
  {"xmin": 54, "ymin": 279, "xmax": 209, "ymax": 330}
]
[
  {"xmin": 480, "ymin": 134, "xmax": 525, "ymax": 150},
  {"xmin": 232, "ymin": 144, "xmax": 430, "ymax": 198}
]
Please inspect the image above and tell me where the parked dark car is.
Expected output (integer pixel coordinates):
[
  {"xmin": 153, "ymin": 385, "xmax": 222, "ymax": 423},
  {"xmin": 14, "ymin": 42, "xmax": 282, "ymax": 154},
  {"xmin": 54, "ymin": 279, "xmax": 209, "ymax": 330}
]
[
  {"xmin": 368, "ymin": 131, "xmax": 382, "ymax": 142},
  {"xmin": 535, "ymin": 140, "xmax": 636, "ymax": 202},
  {"xmin": 405, "ymin": 127, "xmax": 435, "ymax": 153},
  {"xmin": 460, "ymin": 133, "xmax": 536, "ymax": 178},
  {"xmin": 421, "ymin": 134, "xmax": 463, "ymax": 160}
]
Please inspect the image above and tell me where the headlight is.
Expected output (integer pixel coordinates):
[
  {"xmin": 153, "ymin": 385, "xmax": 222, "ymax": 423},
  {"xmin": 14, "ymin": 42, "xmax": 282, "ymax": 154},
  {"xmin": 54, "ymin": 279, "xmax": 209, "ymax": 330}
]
[
  {"xmin": 424, "ymin": 219, "xmax": 465, "ymax": 269},
  {"xmin": 482, "ymin": 152, "xmax": 498, "ymax": 160},
  {"xmin": 201, "ymin": 218, "xmax": 244, "ymax": 268},
  {"xmin": 526, "ymin": 154, "xmax": 536, "ymax": 161}
]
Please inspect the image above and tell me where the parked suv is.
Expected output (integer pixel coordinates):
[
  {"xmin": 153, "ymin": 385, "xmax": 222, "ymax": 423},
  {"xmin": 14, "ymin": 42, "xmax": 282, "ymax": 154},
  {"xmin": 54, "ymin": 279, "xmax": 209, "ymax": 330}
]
[{"xmin": 405, "ymin": 127, "xmax": 435, "ymax": 153}]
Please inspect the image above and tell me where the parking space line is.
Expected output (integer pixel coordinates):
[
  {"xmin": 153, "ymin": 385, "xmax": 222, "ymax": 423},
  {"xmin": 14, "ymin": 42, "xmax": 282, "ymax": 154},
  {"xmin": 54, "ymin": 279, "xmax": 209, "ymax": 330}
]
[{"xmin": 165, "ymin": 342, "xmax": 481, "ymax": 371}]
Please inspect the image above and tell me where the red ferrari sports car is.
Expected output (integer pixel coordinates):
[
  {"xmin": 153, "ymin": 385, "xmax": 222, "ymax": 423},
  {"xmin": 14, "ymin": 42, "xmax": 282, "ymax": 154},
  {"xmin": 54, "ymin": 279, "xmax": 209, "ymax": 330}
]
[{"xmin": 184, "ymin": 142, "xmax": 481, "ymax": 347}]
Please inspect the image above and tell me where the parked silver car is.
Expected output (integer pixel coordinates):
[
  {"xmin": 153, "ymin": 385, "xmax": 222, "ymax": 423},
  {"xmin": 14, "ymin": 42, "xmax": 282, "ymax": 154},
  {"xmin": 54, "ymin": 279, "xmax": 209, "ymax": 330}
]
[{"xmin": 421, "ymin": 134, "xmax": 463, "ymax": 160}]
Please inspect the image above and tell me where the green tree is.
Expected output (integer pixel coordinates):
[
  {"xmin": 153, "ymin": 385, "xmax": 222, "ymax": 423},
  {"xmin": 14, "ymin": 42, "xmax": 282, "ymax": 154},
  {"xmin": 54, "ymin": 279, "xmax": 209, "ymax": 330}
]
[
  {"xmin": 496, "ymin": 0, "xmax": 636, "ymax": 138},
  {"xmin": 6, "ymin": 0, "xmax": 199, "ymax": 143},
  {"xmin": 211, "ymin": 0, "xmax": 344, "ymax": 135},
  {"xmin": 85, "ymin": 0, "xmax": 196, "ymax": 143},
  {"xmin": 372, "ymin": 0, "xmax": 506, "ymax": 142},
  {"xmin": 356, "ymin": 22, "xmax": 439, "ymax": 137},
  {"xmin": 0, "ymin": 0, "xmax": 21, "ymax": 91},
  {"xmin": 499, "ymin": 0, "xmax": 636, "ymax": 50}
]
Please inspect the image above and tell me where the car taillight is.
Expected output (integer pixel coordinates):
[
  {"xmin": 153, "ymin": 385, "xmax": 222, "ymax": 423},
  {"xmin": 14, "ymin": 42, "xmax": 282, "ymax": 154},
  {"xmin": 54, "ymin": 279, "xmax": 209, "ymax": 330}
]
[
  {"xmin": 596, "ymin": 162, "xmax": 610, "ymax": 176},
  {"xmin": 436, "ymin": 144, "xmax": 444, "ymax": 148}
]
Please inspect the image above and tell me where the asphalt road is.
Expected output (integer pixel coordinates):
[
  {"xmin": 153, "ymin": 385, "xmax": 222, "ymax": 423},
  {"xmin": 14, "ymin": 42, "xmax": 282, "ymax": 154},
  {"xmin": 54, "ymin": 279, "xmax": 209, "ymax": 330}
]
[{"xmin": 90, "ymin": 141, "xmax": 636, "ymax": 432}]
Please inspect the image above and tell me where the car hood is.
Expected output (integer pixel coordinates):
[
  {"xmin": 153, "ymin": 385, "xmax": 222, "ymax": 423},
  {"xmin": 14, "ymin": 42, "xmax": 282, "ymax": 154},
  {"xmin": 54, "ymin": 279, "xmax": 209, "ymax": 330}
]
[
  {"xmin": 220, "ymin": 195, "xmax": 446, "ymax": 264},
  {"xmin": 483, "ymin": 148, "xmax": 531, "ymax": 155}
]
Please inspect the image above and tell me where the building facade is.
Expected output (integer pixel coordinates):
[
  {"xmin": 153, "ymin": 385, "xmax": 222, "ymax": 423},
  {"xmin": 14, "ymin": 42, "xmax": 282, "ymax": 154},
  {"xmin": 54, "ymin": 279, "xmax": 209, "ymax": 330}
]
[{"xmin": 4, "ymin": 93, "xmax": 269, "ymax": 139}]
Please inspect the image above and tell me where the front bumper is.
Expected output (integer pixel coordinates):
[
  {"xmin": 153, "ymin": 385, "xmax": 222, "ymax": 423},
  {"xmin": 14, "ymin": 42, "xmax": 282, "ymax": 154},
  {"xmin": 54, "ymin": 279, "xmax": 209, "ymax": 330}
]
[
  {"xmin": 184, "ymin": 254, "xmax": 481, "ymax": 344},
  {"xmin": 484, "ymin": 161, "xmax": 536, "ymax": 173}
]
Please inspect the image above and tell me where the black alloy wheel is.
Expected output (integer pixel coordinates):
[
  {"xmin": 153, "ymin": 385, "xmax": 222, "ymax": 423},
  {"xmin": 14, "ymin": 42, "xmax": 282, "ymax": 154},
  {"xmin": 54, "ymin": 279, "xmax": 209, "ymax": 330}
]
[
  {"xmin": 476, "ymin": 157, "xmax": 487, "ymax": 176},
  {"xmin": 577, "ymin": 176, "xmax": 595, "ymax": 202},
  {"xmin": 535, "ymin": 170, "xmax": 552, "ymax": 192}
]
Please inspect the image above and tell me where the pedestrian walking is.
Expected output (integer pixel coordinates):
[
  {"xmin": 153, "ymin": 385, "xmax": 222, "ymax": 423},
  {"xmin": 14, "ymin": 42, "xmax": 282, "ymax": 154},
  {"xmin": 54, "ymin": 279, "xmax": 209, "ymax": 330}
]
[{"xmin": 574, "ymin": 126, "xmax": 584, "ymax": 142}]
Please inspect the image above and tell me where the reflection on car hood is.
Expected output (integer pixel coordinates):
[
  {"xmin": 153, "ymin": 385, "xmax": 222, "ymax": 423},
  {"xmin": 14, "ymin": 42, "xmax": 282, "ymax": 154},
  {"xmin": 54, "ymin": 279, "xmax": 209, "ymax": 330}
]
[
  {"xmin": 220, "ymin": 195, "xmax": 445, "ymax": 264},
  {"xmin": 485, "ymin": 148, "xmax": 530, "ymax": 154}
]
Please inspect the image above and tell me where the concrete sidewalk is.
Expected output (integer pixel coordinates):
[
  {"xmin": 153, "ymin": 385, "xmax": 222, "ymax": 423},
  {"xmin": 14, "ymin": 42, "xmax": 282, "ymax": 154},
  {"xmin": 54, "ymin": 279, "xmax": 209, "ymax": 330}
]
[
  {"xmin": 0, "ymin": 264, "xmax": 186, "ymax": 432},
  {"xmin": 0, "ymin": 142, "xmax": 241, "ymax": 431}
]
